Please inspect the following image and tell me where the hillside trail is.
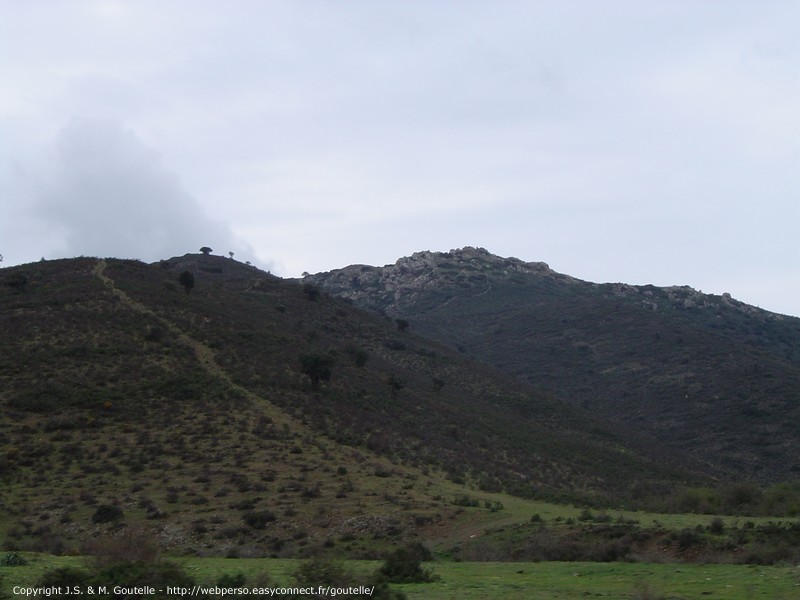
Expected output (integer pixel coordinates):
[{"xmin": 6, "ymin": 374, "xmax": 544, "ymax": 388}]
[
  {"xmin": 88, "ymin": 259, "xmax": 529, "ymax": 546},
  {"xmin": 91, "ymin": 259, "xmax": 296, "ymax": 428}
]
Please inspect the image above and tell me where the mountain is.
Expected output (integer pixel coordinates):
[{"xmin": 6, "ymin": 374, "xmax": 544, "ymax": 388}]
[
  {"xmin": 304, "ymin": 247, "xmax": 800, "ymax": 484},
  {"xmin": 0, "ymin": 254, "xmax": 706, "ymax": 556}
]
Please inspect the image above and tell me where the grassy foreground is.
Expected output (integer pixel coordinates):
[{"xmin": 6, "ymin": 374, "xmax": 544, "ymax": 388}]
[{"xmin": 2, "ymin": 555, "xmax": 799, "ymax": 599}]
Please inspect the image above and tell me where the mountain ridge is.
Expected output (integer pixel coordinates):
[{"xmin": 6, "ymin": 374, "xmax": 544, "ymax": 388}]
[
  {"xmin": 304, "ymin": 246, "xmax": 793, "ymax": 320},
  {"xmin": 304, "ymin": 247, "xmax": 800, "ymax": 484}
]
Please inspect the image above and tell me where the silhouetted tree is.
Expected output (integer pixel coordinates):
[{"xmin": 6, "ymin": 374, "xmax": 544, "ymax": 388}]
[
  {"xmin": 300, "ymin": 353, "xmax": 334, "ymax": 389},
  {"xmin": 178, "ymin": 271, "xmax": 195, "ymax": 294},
  {"xmin": 199, "ymin": 246, "xmax": 212, "ymax": 255},
  {"xmin": 228, "ymin": 251, "xmax": 234, "ymax": 259}
]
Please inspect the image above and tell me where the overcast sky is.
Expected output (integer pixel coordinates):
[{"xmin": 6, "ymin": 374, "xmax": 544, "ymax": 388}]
[{"xmin": 1, "ymin": 1, "xmax": 798, "ymax": 316}]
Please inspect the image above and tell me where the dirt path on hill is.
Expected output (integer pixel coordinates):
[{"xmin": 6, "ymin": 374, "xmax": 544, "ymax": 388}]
[{"xmin": 91, "ymin": 259, "xmax": 292, "ymax": 424}]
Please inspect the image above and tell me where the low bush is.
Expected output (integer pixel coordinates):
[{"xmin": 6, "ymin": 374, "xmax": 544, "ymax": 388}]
[
  {"xmin": 0, "ymin": 552, "xmax": 27, "ymax": 566},
  {"xmin": 293, "ymin": 558, "xmax": 407, "ymax": 599},
  {"xmin": 35, "ymin": 561, "xmax": 196, "ymax": 599},
  {"xmin": 83, "ymin": 527, "xmax": 160, "ymax": 567},
  {"xmin": 91, "ymin": 504, "xmax": 124, "ymax": 524},
  {"xmin": 377, "ymin": 544, "xmax": 436, "ymax": 584},
  {"xmin": 243, "ymin": 511, "xmax": 276, "ymax": 530},
  {"xmin": 452, "ymin": 495, "xmax": 479, "ymax": 507}
]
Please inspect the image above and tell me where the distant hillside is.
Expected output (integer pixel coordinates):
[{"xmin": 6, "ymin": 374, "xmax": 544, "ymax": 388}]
[
  {"xmin": 305, "ymin": 247, "xmax": 800, "ymax": 484},
  {"xmin": 0, "ymin": 254, "xmax": 705, "ymax": 555}
]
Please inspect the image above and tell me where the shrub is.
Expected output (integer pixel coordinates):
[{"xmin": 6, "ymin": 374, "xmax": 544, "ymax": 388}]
[
  {"xmin": 676, "ymin": 528, "xmax": 700, "ymax": 550},
  {"xmin": 594, "ymin": 512, "xmax": 613, "ymax": 523},
  {"xmin": 293, "ymin": 558, "xmax": 351, "ymax": 588},
  {"xmin": 302, "ymin": 284, "xmax": 321, "ymax": 301},
  {"xmin": 0, "ymin": 552, "xmax": 27, "ymax": 566},
  {"xmin": 452, "ymin": 495, "xmax": 479, "ymax": 507},
  {"xmin": 299, "ymin": 354, "xmax": 334, "ymax": 389},
  {"xmin": 709, "ymin": 517, "xmax": 725, "ymax": 534},
  {"xmin": 294, "ymin": 558, "xmax": 407, "ymax": 599},
  {"xmin": 84, "ymin": 527, "xmax": 159, "ymax": 567},
  {"xmin": 37, "ymin": 547, "xmax": 198, "ymax": 598},
  {"xmin": 377, "ymin": 545, "xmax": 436, "ymax": 584},
  {"xmin": 578, "ymin": 509, "xmax": 594, "ymax": 522},
  {"xmin": 91, "ymin": 504, "xmax": 124, "ymax": 524},
  {"xmin": 387, "ymin": 375, "xmax": 406, "ymax": 397},
  {"xmin": 243, "ymin": 511, "xmax": 276, "ymax": 530},
  {"xmin": 217, "ymin": 573, "xmax": 247, "ymax": 587},
  {"xmin": 721, "ymin": 482, "xmax": 762, "ymax": 513},
  {"xmin": 179, "ymin": 270, "xmax": 195, "ymax": 293},
  {"xmin": 484, "ymin": 501, "xmax": 504, "ymax": 512},
  {"xmin": 35, "ymin": 566, "xmax": 92, "ymax": 591},
  {"xmin": 99, "ymin": 560, "xmax": 195, "ymax": 592}
]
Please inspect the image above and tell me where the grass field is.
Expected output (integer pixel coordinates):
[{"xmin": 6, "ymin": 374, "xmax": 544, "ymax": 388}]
[
  {"xmin": 427, "ymin": 479, "xmax": 800, "ymax": 531},
  {"xmin": 2, "ymin": 555, "xmax": 799, "ymax": 599}
]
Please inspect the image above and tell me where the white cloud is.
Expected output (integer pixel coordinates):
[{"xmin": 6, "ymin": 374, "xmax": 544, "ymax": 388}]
[{"xmin": 12, "ymin": 118, "xmax": 253, "ymax": 264}]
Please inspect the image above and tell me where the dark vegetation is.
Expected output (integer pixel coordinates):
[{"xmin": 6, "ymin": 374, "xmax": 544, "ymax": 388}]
[
  {"xmin": 28, "ymin": 531, "xmax": 410, "ymax": 599},
  {"xmin": 0, "ymin": 252, "xmax": 798, "ymax": 565},
  {"xmin": 455, "ymin": 512, "xmax": 800, "ymax": 566},
  {"xmin": 305, "ymin": 247, "xmax": 800, "ymax": 484}
]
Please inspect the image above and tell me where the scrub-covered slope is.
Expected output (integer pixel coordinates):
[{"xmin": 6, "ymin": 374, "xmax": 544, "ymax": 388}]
[
  {"xmin": 0, "ymin": 254, "xmax": 703, "ymax": 555},
  {"xmin": 306, "ymin": 247, "xmax": 800, "ymax": 483}
]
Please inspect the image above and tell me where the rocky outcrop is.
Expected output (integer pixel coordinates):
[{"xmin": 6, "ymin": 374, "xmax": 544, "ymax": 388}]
[{"xmin": 303, "ymin": 246, "xmax": 576, "ymax": 316}]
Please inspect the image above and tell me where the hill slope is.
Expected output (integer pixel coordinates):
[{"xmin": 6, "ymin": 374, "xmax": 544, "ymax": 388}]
[
  {"xmin": 0, "ymin": 255, "xmax": 706, "ymax": 555},
  {"xmin": 304, "ymin": 247, "xmax": 800, "ymax": 483}
]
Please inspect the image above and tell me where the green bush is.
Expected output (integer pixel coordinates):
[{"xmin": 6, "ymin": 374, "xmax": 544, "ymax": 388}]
[
  {"xmin": 709, "ymin": 517, "xmax": 725, "ymax": 534},
  {"xmin": 293, "ymin": 558, "xmax": 350, "ymax": 588},
  {"xmin": 377, "ymin": 544, "xmax": 436, "ymax": 584},
  {"xmin": 577, "ymin": 509, "xmax": 594, "ymax": 522},
  {"xmin": 452, "ymin": 495, "xmax": 479, "ymax": 507},
  {"xmin": 676, "ymin": 528, "xmax": 701, "ymax": 550},
  {"xmin": 0, "ymin": 551, "xmax": 27, "ymax": 566},
  {"xmin": 484, "ymin": 500, "xmax": 504, "ymax": 512},
  {"xmin": 35, "ymin": 561, "xmax": 197, "ymax": 599},
  {"xmin": 292, "ymin": 558, "xmax": 406, "ymax": 599}
]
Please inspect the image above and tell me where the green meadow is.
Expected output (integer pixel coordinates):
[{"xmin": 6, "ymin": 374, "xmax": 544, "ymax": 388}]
[{"xmin": 3, "ymin": 555, "xmax": 800, "ymax": 599}]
